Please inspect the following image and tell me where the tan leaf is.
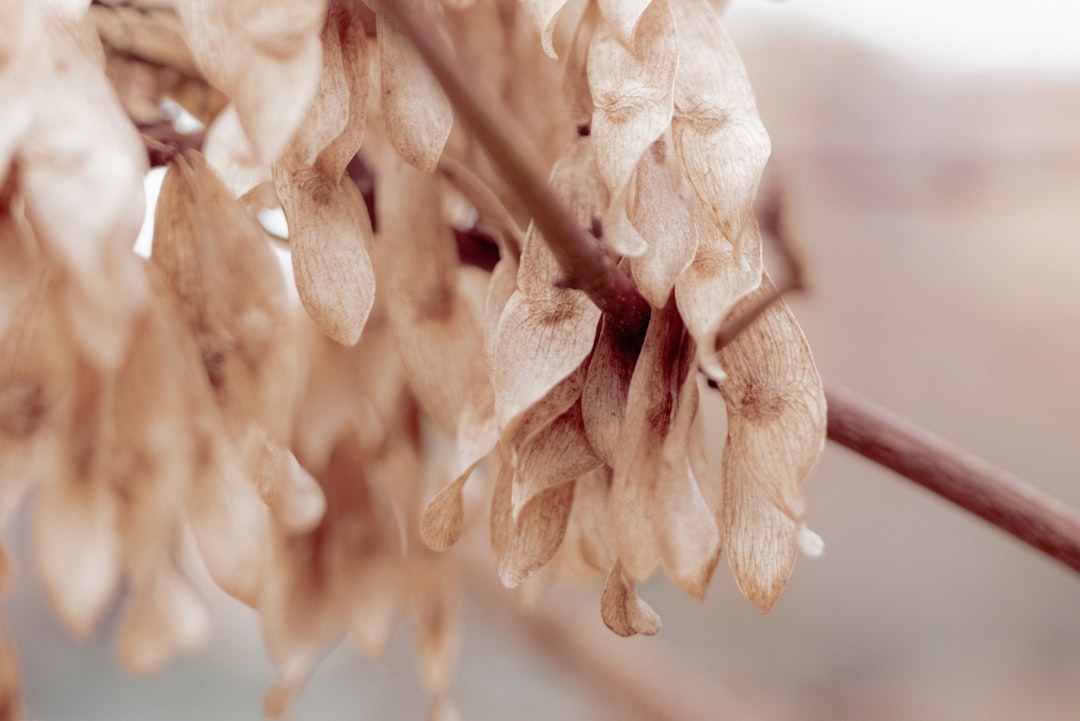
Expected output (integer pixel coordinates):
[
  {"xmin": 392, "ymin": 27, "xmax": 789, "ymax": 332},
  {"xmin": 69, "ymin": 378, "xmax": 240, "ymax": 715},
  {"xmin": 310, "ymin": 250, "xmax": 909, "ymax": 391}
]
[
  {"xmin": 629, "ymin": 138, "xmax": 698, "ymax": 307},
  {"xmin": 559, "ymin": 468, "xmax": 616, "ymax": 577},
  {"xmin": 588, "ymin": 0, "xmax": 677, "ymax": 196},
  {"xmin": 600, "ymin": 561, "xmax": 661, "ymax": 637},
  {"xmin": 377, "ymin": 9, "xmax": 453, "ymax": 172},
  {"xmin": 274, "ymin": 163, "xmax": 376, "ymax": 346},
  {"xmin": 318, "ymin": 0, "xmax": 370, "ymax": 180},
  {"xmin": 716, "ymin": 274, "xmax": 826, "ymax": 612},
  {"xmin": 491, "ymin": 463, "xmax": 576, "ymax": 589}
]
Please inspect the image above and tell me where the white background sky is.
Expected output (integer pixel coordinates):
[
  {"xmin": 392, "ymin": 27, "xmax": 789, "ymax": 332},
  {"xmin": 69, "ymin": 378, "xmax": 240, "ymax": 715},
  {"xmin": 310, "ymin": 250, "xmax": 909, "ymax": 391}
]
[{"xmin": 726, "ymin": 0, "xmax": 1080, "ymax": 72}]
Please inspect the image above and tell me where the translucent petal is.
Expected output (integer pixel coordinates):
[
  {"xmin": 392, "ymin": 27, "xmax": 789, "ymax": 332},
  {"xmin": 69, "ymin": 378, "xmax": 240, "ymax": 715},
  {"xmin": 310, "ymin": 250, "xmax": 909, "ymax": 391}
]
[{"xmin": 600, "ymin": 561, "xmax": 661, "ymax": 637}]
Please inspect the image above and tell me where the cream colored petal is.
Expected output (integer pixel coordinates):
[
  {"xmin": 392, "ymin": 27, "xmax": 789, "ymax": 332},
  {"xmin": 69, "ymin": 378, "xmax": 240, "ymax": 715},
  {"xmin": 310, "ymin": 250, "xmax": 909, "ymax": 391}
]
[
  {"xmin": 179, "ymin": 0, "xmax": 326, "ymax": 165},
  {"xmin": 408, "ymin": 556, "xmax": 462, "ymax": 699},
  {"xmin": 251, "ymin": 430, "xmax": 327, "ymax": 536},
  {"xmin": 597, "ymin": 0, "xmax": 653, "ymax": 47},
  {"xmin": 600, "ymin": 561, "xmax": 661, "ymax": 637},
  {"xmin": 520, "ymin": 0, "xmax": 573, "ymax": 59},
  {"xmin": 203, "ymin": 105, "xmax": 272, "ymax": 198},
  {"xmin": 274, "ymin": 164, "xmax": 376, "ymax": 346},
  {"xmin": 559, "ymin": 468, "xmax": 616, "ymax": 577},
  {"xmin": 629, "ymin": 138, "xmax": 697, "ymax": 307},
  {"xmin": 117, "ymin": 565, "xmax": 211, "ymax": 675},
  {"xmin": 34, "ymin": 449, "xmax": 121, "ymax": 637},
  {"xmin": 377, "ymin": 10, "xmax": 452, "ymax": 172},
  {"xmin": 491, "ymin": 463, "xmax": 576, "ymax": 589},
  {"xmin": 588, "ymin": 0, "xmax": 677, "ymax": 196},
  {"xmin": 511, "ymin": 401, "xmax": 601, "ymax": 521},
  {"xmin": 674, "ymin": 199, "xmax": 761, "ymax": 373}
]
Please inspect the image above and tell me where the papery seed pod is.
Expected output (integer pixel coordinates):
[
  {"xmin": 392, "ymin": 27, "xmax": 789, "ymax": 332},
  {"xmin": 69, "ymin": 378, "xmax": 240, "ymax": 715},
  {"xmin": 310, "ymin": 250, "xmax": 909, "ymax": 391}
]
[
  {"xmin": 715, "ymin": 274, "xmax": 826, "ymax": 612},
  {"xmin": 520, "ymin": 0, "xmax": 573, "ymax": 60}
]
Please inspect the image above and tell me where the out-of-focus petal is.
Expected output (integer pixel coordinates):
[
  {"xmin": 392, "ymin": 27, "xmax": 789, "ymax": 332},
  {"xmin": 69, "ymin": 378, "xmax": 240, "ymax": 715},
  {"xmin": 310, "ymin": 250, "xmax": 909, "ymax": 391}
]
[{"xmin": 376, "ymin": 9, "xmax": 452, "ymax": 172}]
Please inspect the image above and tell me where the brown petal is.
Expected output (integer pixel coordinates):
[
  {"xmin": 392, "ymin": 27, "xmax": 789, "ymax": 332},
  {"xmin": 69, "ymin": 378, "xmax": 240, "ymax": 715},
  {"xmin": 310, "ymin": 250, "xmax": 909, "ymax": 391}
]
[
  {"xmin": 511, "ymin": 401, "xmax": 602, "ymax": 521},
  {"xmin": 600, "ymin": 561, "xmax": 661, "ymax": 637},
  {"xmin": 274, "ymin": 164, "xmax": 376, "ymax": 346},
  {"xmin": 559, "ymin": 468, "xmax": 616, "ymax": 577},
  {"xmin": 250, "ymin": 430, "xmax": 327, "ymax": 536},
  {"xmin": 581, "ymin": 318, "xmax": 638, "ymax": 465},
  {"xmin": 491, "ymin": 463, "xmax": 576, "ymax": 589},
  {"xmin": 420, "ymin": 470, "xmax": 470, "ymax": 552},
  {"xmin": 377, "ymin": 9, "xmax": 452, "ymax": 172}
]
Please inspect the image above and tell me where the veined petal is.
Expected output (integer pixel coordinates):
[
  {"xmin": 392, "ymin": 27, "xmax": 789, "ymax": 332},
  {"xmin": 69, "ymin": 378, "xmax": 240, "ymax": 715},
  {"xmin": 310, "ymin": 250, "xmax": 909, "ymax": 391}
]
[
  {"xmin": 588, "ymin": 0, "xmax": 676, "ymax": 196},
  {"xmin": 600, "ymin": 561, "xmax": 661, "ymax": 637}
]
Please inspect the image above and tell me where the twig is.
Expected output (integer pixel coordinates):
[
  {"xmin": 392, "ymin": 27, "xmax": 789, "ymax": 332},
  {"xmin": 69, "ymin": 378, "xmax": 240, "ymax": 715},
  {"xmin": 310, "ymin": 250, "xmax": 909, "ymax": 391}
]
[
  {"xmin": 825, "ymin": 381, "xmax": 1080, "ymax": 574},
  {"xmin": 375, "ymin": 0, "xmax": 650, "ymax": 339},
  {"xmin": 384, "ymin": 0, "xmax": 1080, "ymax": 577}
]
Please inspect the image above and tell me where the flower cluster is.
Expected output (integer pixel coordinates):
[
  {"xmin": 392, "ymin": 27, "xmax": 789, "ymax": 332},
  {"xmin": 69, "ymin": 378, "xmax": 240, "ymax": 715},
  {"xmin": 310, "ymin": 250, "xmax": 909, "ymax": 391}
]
[{"xmin": 0, "ymin": 0, "xmax": 825, "ymax": 718}]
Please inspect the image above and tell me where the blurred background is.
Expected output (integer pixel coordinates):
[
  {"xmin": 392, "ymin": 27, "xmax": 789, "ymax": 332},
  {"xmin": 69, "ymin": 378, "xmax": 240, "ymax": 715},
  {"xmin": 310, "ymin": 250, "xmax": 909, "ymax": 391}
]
[{"xmin": 5, "ymin": 0, "xmax": 1080, "ymax": 719}]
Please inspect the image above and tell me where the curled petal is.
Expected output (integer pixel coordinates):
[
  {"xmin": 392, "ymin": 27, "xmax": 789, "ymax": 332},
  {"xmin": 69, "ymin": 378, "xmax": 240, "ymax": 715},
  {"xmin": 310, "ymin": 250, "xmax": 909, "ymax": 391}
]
[
  {"xmin": 581, "ymin": 318, "xmax": 637, "ymax": 465},
  {"xmin": 420, "ymin": 470, "xmax": 470, "ymax": 552},
  {"xmin": 600, "ymin": 561, "xmax": 661, "ymax": 637}
]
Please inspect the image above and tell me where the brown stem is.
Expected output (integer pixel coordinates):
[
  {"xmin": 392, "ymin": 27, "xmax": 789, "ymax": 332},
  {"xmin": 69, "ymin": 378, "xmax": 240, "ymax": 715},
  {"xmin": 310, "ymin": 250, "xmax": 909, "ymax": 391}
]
[
  {"xmin": 375, "ymin": 0, "xmax": 650, "ymax": 339},
  {"xmin": 384, "ymin": 0, "xmax": 1080, "ymax": 577},
  {"xmin": 826, "ymin": 381, "xmax": 1080, "ymax": 574}
]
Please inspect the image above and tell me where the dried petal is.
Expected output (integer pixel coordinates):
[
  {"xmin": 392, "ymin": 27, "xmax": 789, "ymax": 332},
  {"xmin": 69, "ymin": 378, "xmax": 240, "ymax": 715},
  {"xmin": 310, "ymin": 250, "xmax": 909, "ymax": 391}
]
[
  {"xmin": 178, "ymin": 0, "xmax": 327, "ymax": 165},
  {"xmin": 597, "ymin": 0, "xmax": 652, "ymax": 47},
  {"xmin": 629, "ymin": 138, "xmax": 697, "ymax": 307},
  {"xmin": 274, "ymin": 164, "xmax": 376, "ymax": 346},
  {"xmin": 716, "ymin": 274, "xmax": 826, "ymax": 611},
  {"xmin": 600, "ymin": 561, "xmax": 661, "ymax": 637},
  {"xmin": 377, "ymin": 10, "xmax": 452, "ymax": 172},
  {"xmin": 420, "ymin": 470, "xmax": 470, "ymax": 552},
  {"xmin": 520, "ymin": 0, "xmax": 573, "ymax": 59},
  {"xmin": 491, "ymin": 464, "xmax": 576, "ymax": 588},
  {"xmin": 0, "ymin": 624, "xmax": 21, "ymax": 721},
  {"xmin": 511, "ymin": 401, "xmax": 601, "ymax": 521},
  {"xmin": 117, "ymin": 565, "xmax": 210, "ymax": 675},
  {"xmin": 581, "ymin": 318, "xmax": 638, "ymax": 464},
  {"xmin": 588, "ymin": 0, "xmax": 676, "ymax": 196}
]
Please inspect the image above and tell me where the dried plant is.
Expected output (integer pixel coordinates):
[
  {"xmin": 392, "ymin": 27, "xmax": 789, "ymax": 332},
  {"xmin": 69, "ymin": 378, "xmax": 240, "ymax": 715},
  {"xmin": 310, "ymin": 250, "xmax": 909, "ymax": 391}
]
[{"xmin": 1, "ymin": 0, "xmax": 1078, "ymax": 719}]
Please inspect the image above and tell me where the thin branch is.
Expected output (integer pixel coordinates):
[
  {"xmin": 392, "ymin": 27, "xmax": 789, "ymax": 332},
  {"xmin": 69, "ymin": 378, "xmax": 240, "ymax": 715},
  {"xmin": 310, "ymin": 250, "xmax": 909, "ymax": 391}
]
[
  {"xmin": 826, "ymin": 381, "xmax": 1080, "ymax": 574},
  {"xmin": 384, "ymin": 0, "xmax": 1080, "ymax": 577}
]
